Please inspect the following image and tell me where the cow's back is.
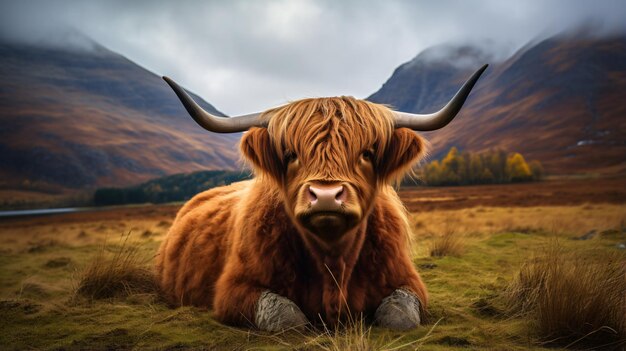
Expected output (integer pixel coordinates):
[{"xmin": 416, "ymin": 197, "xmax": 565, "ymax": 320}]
[{"xmin": 156, "ymin": 180, "xmax": 250, "ymax": 307}]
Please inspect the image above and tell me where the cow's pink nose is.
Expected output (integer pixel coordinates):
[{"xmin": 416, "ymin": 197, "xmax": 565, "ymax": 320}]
[{"xmin": 308, "ymin": 184, "xmax": 345, "ymax": 209}]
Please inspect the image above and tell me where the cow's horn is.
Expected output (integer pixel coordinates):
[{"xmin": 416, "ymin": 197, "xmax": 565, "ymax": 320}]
[
  {"xmin": 163, "ymin": 76, "xmax": 266, "ymax": 133},
  {"xmin": 393, "ymin": 64, "xmax": 488, "ymax": 131}
]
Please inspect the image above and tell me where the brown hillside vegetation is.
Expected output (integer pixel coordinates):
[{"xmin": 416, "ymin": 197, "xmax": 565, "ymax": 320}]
[{"xmin": 401, "ymin": 177, "xmax": 626, "ymax": 212}]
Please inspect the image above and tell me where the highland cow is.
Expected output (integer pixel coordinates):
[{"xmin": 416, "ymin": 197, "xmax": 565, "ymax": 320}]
[{"xmin": 156, "ymin": 65, "xmax": 487, "ymax": 331}]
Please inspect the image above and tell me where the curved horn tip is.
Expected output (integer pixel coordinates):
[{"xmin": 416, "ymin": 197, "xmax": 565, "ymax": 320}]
[
  {"xmin": 392, "ymin": 64, "xmax": 489, "ymax": 131},
  {"xmin": 475, "ymin": 64, "xmax": 489, "ymax": 78},
  {"xmin": 162, "ymin": 76, "xmax": 180, "ymax": 91}
]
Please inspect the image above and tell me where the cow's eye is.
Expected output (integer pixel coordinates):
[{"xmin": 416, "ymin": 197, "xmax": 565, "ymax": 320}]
[
  {"xmin": 284, "ymin": 152, "xmax": 297, "ymax": 164},
  {"xmin": 361, "ymin": 150, "xmax": 374, "ymax": 162}
]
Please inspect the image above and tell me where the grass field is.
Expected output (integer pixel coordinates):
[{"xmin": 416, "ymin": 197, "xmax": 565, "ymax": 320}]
[{"xmin": 1, "ymin": 178, "xmax": 625, "ymax": 350}]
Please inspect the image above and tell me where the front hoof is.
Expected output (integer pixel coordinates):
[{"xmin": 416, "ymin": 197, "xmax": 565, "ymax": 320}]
[
  {"xmin": 375, "ymin": 288, "xmax": 421, "ymax": 330},
  {"xmin": 254, "ymin": 291, "xmax": 309, "ymax": 331}
]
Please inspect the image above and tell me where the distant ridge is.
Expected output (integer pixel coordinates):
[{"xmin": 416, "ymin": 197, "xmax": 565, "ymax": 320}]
[
  {"xmin": 369, "ymin": 35, "xmax": 626, "ymax": 175},
  {"xmin": 0, "ymin": 40, "xmax": 241, "ymax": 193}
]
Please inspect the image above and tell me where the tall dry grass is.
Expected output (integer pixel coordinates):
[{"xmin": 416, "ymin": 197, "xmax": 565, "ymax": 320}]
[
  {"xmin": 300, "ymin": 316, "xmax": 440, "ymax": 351},
  {"xmin": 507, "ymin": 241, "xmax": 626, "ymax": 349},
  {"xmin": 428, "ymin": 219, "xmax": 465, "ymax": 257},
  {"xmin": 295, "ymin": 265, "xmax": 439, "ymax": 350},
  {"xmin": 303, "ymin": 317, "xmax": 372, "ymax": 351},
  {"xmin": 412, "ymin": 204, "xmax": 626, "ymax": 239},
  {"xmin": 74, "ymin": 232, "xmax": 158, "ymax": 300},
  {"xmin": 429, "ymin": 232, "xmax": 465, "ymax": 258}
]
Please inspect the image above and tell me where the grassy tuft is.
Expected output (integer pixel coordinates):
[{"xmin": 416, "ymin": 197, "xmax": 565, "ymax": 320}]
[
  {"xmin": 301, "ymin": 316, "xmax": 438, "ymax": 351},
  {"xmin": 507, "ymin": 241, "xmax": 626, "ymax": 349},
  {"xmin": 74, "ymin": 232, "xmax": 158, "ymax": 300},
  {"xmin": 429, "ymin": 222, "xmax": 465, "ymax": 257},
  {"xmin": 303, "ymin": 317, "xmax": 372, "ymax": 351}
]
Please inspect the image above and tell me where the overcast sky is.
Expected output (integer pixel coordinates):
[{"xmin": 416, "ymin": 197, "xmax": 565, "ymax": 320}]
[{"xmin": 1, "ymin": 0, "xmax": 625, "ymax": 115}]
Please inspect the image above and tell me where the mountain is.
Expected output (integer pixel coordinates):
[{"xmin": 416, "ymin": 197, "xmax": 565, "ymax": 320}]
[
  {"xmin": 3, "ymin": 32, "xmax": 624, "ymax": 203},
  {"xmin": 369, "ymin": 35, "xmax": 626, "ymax": 175},
  {"xmin": 369, "ymin": 45, "xmax": 495, "ymax": 114},
  {"xmin": 0, "ymin": 40, "xmax": 241, "ymax": 194}
]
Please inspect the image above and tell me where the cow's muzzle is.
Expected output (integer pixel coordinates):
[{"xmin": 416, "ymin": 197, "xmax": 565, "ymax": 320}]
[{"xmin": 297, "ymin": 182, "xmax": 360, "ymax": 241}]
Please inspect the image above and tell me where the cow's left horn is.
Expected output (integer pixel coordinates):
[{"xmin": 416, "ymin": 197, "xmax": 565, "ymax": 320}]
[
  {"xmin": 163, "ymin": 76, "xmax": 266, "ymax": 133},
  {"xmin": 393, "ymin": 64, "xmax": 488, "ymax": 131}
]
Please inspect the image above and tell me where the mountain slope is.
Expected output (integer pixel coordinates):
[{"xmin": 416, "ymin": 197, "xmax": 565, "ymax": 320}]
[
  {"xmin": 369, "ymin": 35, "xmax": 626, "ymax": 175},
  {"xmin": 0, "ymin": 40, "xmax": 241, "ymax": 192},
  {"xmin": 369, "ymin": 45, "xmax": 494, "ymax": 113}
]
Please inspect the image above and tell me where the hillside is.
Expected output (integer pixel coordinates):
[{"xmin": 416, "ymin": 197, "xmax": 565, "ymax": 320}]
[
  {"xmin": 369, "ymin": 35, "xmax": 626, "ymax": 175},
  {"xmin": 0, "ymin": 40, "xmax": 241, "ymax": 194}
]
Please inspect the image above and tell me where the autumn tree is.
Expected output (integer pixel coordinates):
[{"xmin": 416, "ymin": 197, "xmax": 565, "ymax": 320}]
[
  {"xmin": 469, "ymin": 153, "xmax": 484, "ymax": 183},
  {"xmin": 506, "ymin": 153, "xmax": 533, "ymax": 182},
  {"xmin": 419, "ymin": 147, "xmax": 543, "ymax": 186}
]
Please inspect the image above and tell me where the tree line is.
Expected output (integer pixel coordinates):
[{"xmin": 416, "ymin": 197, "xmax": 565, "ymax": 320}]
[
  {"xmin": 94, "ymin": 170, "xmax": 250, "ymax": 206},
  {"xmin": 419, "ymin": 147, "xmax": 543, "ymax": 186},
  {"xmin": 94, "ymin": 148, "xmax": 544, "ymax": 206}
]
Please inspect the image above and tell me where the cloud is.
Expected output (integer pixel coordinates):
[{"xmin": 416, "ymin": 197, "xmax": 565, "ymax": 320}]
[{"xmin": 0, "ymin": 0, "xmax": 625, "ymax": 114}]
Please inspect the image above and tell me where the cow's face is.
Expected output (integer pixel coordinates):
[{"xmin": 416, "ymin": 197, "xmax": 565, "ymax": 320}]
[{"xmin": 242, "ymin": 97, "xmax": 426, "ymax": 244}]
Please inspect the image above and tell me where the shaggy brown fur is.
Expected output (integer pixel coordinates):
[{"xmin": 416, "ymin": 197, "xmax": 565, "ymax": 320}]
[{"xmin": 156, "ymin": 96, "xmax": 428, "ymax": 327}]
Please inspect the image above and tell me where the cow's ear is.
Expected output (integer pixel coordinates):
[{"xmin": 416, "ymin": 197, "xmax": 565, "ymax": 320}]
[
  {"xmin": 240, "ymin": 127, "xmax": 282, "ymax": 180},
  {"xmin": 379, "ymin": 128, "xmax": 427, "ymax": 183}
]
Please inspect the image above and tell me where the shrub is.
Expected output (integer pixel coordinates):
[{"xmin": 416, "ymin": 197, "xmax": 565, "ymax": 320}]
[
  {"xmin": 507, "ymin": 242, "xmax": 626, "ymax": 348},
  {"xmin": 75, "ymin": 233, "xmax": 158, "ymax": 300}
]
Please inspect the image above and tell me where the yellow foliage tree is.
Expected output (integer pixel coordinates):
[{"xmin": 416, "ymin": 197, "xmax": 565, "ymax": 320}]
[
  {"xmin": 419, "ymin": 147, "xmax": 541, "ymax": 186},
  {"xmin": 506, "ymin": 153, "xmax": 533, "ymax": 182},
  {"xmin": 442, "ymin": 147, "xmax": 467, "ymax": 182}
]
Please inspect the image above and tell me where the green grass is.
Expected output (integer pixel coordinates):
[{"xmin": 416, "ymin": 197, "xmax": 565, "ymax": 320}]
[{"xmin": 1, "ymin": 219, "xmax": 624, "ymax": 350}]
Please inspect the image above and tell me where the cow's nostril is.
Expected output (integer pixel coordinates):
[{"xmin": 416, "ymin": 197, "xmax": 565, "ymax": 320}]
[
  {"xmin": 335, "ymin": 186, "xmax": 346, "ymax": 203},
  {"xmin": 308, "ymin": 187, "xmax": 318, "ymax": 203}
]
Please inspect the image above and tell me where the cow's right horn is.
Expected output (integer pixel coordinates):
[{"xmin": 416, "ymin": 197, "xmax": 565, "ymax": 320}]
[
  {"xmin": 392, "ymin": 64, "xmax": 488, "ymax": 131},
  {"xmin": 163, "ymin": 76, "xmax": 267, "ymax": 133}
]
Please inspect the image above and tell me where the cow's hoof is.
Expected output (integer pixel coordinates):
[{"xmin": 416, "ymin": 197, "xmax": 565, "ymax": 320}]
[
  {"xmin": 374, "ymin": 288, "xmax": 421, "ymax": 330},
  {"xmin": 254, "ymin": 291, "xmax": 309, "ymax": 331}
]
